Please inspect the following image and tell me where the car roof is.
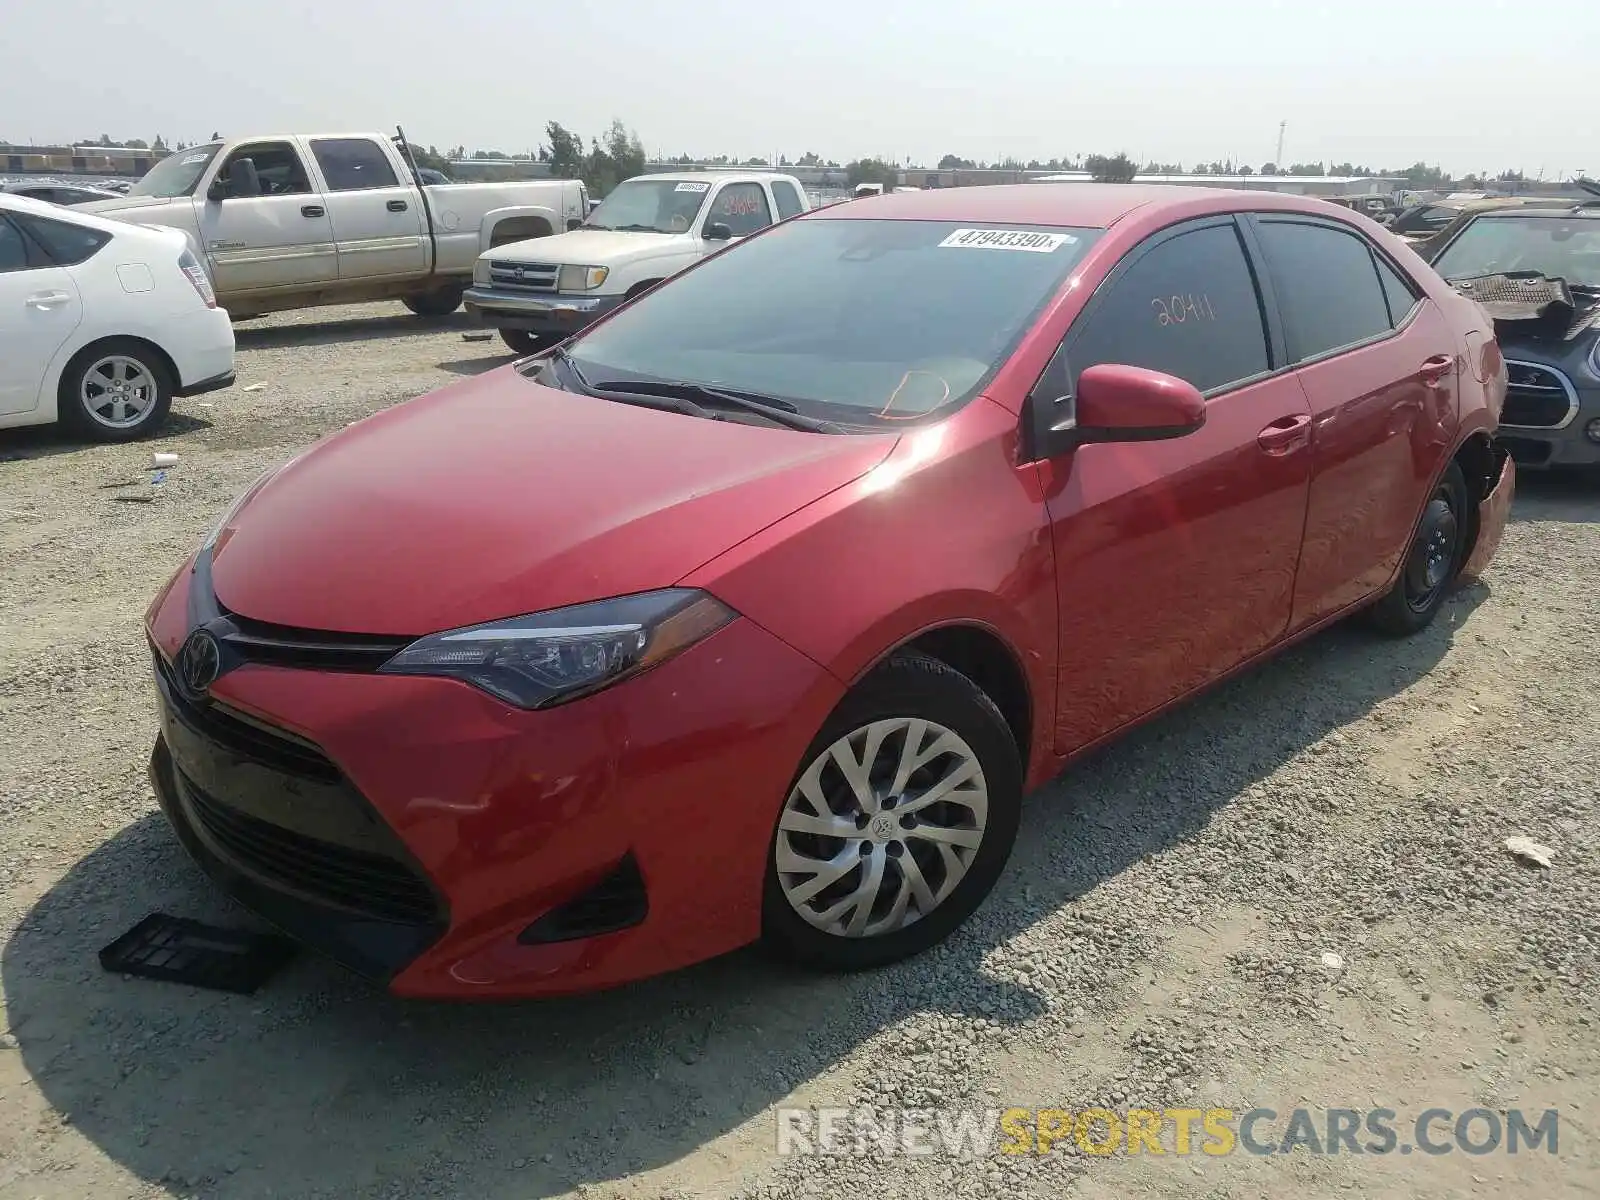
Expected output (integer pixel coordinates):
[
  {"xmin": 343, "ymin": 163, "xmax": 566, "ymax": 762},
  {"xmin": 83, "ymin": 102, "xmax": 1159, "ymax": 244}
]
[{"xmin": 807, "ymin": 182, "xmax": 1347, "ymax": 229}]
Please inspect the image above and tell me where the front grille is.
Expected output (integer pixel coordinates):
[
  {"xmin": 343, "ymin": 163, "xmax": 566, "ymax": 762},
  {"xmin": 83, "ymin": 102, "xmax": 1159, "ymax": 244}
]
[
  {"xmin": 217, "ymin": 607, "xmax": 409, "ymax": 672},
  {"xmin": 487, "ymin": 260, "xmax": 559, "ymax": 294},
  {"xmin": 1502, "ymin": 362, "xmax": 1576, "ymax": 428},
  {"xmin": 154, "ymin": 649, "xmax": 338, "ymax": 782},
  {"xmin": 179, "ymin": 771, "xmax": 439, "ymax": 924}
]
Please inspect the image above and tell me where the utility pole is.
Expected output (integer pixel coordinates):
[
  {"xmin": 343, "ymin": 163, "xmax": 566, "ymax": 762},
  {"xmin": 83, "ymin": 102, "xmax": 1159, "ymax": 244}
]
[{"xmin": 1275, "ymin": 121, "xmax": 1286, "ymax": 167}]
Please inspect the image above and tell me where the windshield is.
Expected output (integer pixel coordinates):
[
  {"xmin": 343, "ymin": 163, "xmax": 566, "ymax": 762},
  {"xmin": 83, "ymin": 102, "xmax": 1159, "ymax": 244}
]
[
  {"xmin": 584, "ymin": 178, "xmax": 711, "ymax": 232},
  {"xmin": 1433, "ymin": 214, "xmax": 1600, "ymax": 286},
  {"xmin": 563, "ymin": 218, "xmax": 1100, "ymax": 422},
  {"xmin": 127, "ymin": 144, "xmax": 222, "ymax": 198}
]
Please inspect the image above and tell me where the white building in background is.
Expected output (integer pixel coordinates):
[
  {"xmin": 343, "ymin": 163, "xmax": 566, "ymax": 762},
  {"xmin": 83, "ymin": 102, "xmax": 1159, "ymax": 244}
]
[{"xmin": 1029, "ymin": 172, "xmax": 1405, "ymax": 197}]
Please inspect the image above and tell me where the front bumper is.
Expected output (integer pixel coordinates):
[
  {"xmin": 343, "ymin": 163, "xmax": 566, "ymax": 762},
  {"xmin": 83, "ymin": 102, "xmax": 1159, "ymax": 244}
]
[
  {"xmin": 1460, "ymin": 444, "xmax": 1515, "ymax": 584},
  {"xmin": 145, "ymin": 562, "xmax": 842, "ymax": 998},
  {"xmin": 462, "ymin": 286, "xmax": 624, "ymax": 335}
]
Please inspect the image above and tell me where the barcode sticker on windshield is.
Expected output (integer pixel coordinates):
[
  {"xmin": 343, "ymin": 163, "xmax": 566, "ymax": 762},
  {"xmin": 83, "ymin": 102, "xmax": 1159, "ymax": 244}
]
[
  {"xmin": 182, "ymin": 153, "xmax": 210, "ymax": 164},
  {"xmin": 675, "ymin": 181, "xmax": 711, "ymax": 193},
  {"xmin": 938, "ymin": 228, "xmax": 1076, "ymax": 253}
]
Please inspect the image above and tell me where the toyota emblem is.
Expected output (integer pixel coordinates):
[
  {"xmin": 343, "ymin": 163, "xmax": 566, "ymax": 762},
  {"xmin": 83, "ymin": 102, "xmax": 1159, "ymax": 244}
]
[
  {"xmin": 513, "ymin": 266, "xmax": 525, "ymax": 279},
  {"xmin": 177, "ymin": 629, "xmax": 222, "ymax": 699}
]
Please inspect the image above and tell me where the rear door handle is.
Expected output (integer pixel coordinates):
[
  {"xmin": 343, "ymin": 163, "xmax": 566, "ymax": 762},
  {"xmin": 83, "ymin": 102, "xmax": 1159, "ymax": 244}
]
[
  {"xmin": 386, "ymin": 199, "xmax": 408, "ymax": 212},
  {"xmin": 24, "ymin": 290, "xmax": 72, "ymax": 309},
  {"xmin": 1419, "ymin": 353, "xmax": 1454, "ymax": 385},
  {"xmin": 1257, "ymin": 413, "xmax": 1312, "ymax": 455},
  {"xmin": 301, "ymin": 204, "xmax": 325, "ymax": 218}
]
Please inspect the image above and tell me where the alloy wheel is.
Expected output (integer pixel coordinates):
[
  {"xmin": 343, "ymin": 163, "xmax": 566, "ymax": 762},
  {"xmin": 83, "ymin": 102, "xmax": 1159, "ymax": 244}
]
[{"xmin": 81, "ymin": 355, "xmax": 158, "ymax": 428}]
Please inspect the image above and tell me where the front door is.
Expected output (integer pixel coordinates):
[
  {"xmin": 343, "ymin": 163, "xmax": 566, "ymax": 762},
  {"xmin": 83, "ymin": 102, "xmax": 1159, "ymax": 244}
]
[
  {"xmin": 307, "ymin": 136, "xmax": 429, "ymax": 281},
  {"xmin": 698, "ymin": 181, "xmax": 775, "ymax": 258},
  {"xmin": 1247, "ymin": 214, "xmax": 1461, "ymax": 629},
  {"xmin": 0, "ymin": 214, "xmax": 82, "ymax": 415},
  {"xmin": 1036, "ymin": 217, "xmax": 1313, "ymax": 754},
  {"xmin": 197, "ymin": 140, "xmax": 338, "ymax": 295}
]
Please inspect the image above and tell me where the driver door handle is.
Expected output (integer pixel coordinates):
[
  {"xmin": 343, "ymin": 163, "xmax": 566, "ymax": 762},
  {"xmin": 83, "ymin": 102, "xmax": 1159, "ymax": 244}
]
[
  {"xmin": 386, "ymin": 199, "xmax": 408, "ymax": 212},
  {"xmin": 1257, "ymin": 413, "xmax": 1312, "ymax": 455},
  {"xmin": 301, "ymin": 204, "xmax": 325, "ymax": 218}
]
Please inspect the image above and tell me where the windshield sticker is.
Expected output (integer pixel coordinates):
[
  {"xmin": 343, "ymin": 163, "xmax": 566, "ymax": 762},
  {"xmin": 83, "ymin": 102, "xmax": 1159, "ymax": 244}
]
[
  {"xmin": 675, "ymin": 181, "xmax": 711, "ymax": 193},
  {"xmin": 182, "ymin": 153, "xmax": 210, "ymax": 164},
  {"xmin": 938, "ymin": 228, "xmax": 1077, "ymax": 253}
]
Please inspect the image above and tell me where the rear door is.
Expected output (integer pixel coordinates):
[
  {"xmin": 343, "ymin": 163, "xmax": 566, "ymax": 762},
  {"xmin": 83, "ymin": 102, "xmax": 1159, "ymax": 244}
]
[
  {"xmin": 1246, "ymin": 214, "xmax": 1458, "ymax": 630},
  {"xmin": 0, "ymin": 213, "xmax": 82, "ymax": 415},
  {"xmin": 198, "ymin": 140, "xmax": 338, "ymax": 292},
  {"xmin": 307, "ymin": 136, "xmax": 429, "ymax": 281},
  {"xmin": 1037, "ymin": 216, "xmax": 1314, "ymax": 754}
]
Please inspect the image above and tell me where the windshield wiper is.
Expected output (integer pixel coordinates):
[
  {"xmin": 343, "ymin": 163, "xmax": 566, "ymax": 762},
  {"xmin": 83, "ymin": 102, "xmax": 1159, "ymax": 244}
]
[
  {"xmin": 589, "ymin": 379, "xmax": 846, "ymax": 433},
  {"xmin": 552, "ymin": 345, "xmax": 591, "ymax": 390},
  {"xmin": 608, "ymin": 223, "xmax": 665, "ymax": 233}
]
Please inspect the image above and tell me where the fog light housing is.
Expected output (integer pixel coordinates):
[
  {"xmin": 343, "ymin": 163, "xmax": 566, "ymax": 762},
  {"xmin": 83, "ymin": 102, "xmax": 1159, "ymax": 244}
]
[{"xmin": 1586, "ymin": 418, "xmax": 1600, "ymax": 444}]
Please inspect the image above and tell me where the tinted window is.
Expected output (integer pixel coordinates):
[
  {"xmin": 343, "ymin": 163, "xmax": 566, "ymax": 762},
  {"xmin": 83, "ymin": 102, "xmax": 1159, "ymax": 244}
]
[
  {"xmin": 1069, "ymin": 222, "xmax": 1269, "ymax": 394},
  {"xmin": 565, "ymin": 219, "xmax": 1100, "ymax": 422},
  {"xmin": 223, "ymin": 142, "xmax": 311, "ymax": 196},
  {"xmin": 771, "ymin": 180, "xmax": 804, "ymax": 220},
  {"xmin": 0, "ymin": 217, "xmax": 30, "ymax": 272},
  {"xmin": 1257, "ymin": 220, "xmax": 1392, "ymax": 361},
  {"xmin": 1375, "ymin": 255, "xmax": 1419, "ymax": 325},
  {"xmin": 16, "ymin": 214, "xmax": 111, "ymax": 266},
  {"xmin": 708, "ymin": 183, "xmax": 772, "ymax": 237},
  {"xmin": 312, "ymin": 138, "xmax": 400, "ymax": 192}
]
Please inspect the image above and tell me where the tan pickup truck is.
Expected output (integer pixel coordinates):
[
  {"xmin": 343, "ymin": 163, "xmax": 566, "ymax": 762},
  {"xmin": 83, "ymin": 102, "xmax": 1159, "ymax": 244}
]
[{"xmin": 80, "ymin": 129, "xmax": 586, "ymax": 319}]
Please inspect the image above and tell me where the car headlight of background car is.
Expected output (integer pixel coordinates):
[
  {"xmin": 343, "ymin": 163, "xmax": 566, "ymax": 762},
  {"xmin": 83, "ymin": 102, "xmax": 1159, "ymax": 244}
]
[
  {"xmin": 472, "ymin": 258, "xmax": 492, "ymax": 286},
  {"xmin": 557, "ymin": 265, "xmax": 609, "ymax": 292},
  {"xmin": 379, "ymin": 588, "xmax": 735, "ymax": 708}
]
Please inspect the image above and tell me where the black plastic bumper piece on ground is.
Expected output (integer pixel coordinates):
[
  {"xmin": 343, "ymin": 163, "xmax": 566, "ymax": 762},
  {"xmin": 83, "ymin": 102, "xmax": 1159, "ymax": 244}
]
[
  {"xmin": 99, "ymin": 912, "xmax": 295, "ymax": 994},
  {"xmin": 519, "ymin": 853, "xmax": 649, "ymax": 945},
  {"xmin": 149, "ymin": 736, "xmax": 445, "ymax": 983}
]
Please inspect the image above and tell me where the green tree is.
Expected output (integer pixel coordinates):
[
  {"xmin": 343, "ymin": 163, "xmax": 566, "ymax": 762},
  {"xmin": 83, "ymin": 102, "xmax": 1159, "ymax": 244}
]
[
  {"xmin": 1084, "ymin": 153, "xmax": 1138, "ymax": 183},
  {"xmin": 545, "ymin": 122, "xmax": 586, "ymax": 181},
  {"xmin": 845, "ymin": 158, "xmax": 898, "ymax": 188}
]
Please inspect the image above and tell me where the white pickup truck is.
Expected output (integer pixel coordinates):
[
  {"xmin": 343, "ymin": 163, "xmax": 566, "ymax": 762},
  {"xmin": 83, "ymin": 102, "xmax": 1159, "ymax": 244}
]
[
  {"xmin": 78, "ymin": 129, "xmax": 588, "ymax": 320},
  {"xmin": 463, "ymin": 170, "xmax": 811, "ymax": 354}
]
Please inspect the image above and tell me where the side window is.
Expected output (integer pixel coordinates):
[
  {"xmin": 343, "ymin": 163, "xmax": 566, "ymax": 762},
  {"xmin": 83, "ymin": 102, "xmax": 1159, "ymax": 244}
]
[
  {"xmin": 15, "ymin": 214, "xmax": 111, "ymax": 266},
  {"xmin": 771, "ymin": 180, "xmax": 804, "ymax": 220},
  {"xmin": 1375, "ymin": 255, "xmax": 1420, "ymax": 326},
  {"xmin": 1069, "ymin": 222, "xmax": 1270, "ymax": 394},
  {"xmin": 1256, "ymin": 220, "xmax": 1393, "ymax": 361},
  {"xmin": 223, "ymin": 142, "xmax": 311, "ymax": 196},
  {"xmin": 0, "ymin": 217, "xmax": 32, "ymax": 272},
  {"xmin": 311, "ymin": 138, "xmax": 401, "ymax": 192},
  {"xmin": 709, "ymin": 183, "xmax": 772, "ymax": 237}
]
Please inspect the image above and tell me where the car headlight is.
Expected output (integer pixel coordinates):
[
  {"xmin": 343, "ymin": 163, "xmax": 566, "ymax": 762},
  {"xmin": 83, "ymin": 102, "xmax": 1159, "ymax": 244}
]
[
  {"xmin": 378, "ymin": 588, "xmax": 735, "ymax": 708},
  {"xmin": 473, "ymin": 257, "xmax": 491, "ymax": 286},
  {"xmin": 557, "ymin": 264, "xmax": 609, "ymax": 292}
]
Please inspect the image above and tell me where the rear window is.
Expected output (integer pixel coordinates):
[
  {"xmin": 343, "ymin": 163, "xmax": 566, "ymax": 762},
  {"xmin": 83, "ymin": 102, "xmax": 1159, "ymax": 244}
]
[
  {"xmin": 565, "ymin": 218, "xmax": 1100, "ymax": 422},
  {"xmin": 15, "ymin": 213, "xmax": 111, "ymax": 266}
]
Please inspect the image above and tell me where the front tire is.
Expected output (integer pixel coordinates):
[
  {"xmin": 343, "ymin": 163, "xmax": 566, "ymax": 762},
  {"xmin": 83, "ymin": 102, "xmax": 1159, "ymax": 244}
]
[
  {"xmin": 402, "ymin": 286, "xmax": 465, "ymax": 318},
  {"xmin": 57, "ymin": 339, "xmax": 173, "ymax": 443},
  {"xmin": 1367, "ymin": 460, "xmax": 1471, "ymax": 636},
  {"xmin": 762, "ymin": 652, "xmax": 1022, "ymax": 972}
]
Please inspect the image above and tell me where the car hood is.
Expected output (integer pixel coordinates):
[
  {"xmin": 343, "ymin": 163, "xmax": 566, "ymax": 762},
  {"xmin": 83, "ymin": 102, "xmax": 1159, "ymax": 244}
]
[
  {"xmin": 490, "ymin": 228, "xmax": 686, "ymax": 265},
  {"xmin": 209, "ymin": 368, "xmax": 899, "ymax": 635},
  {"xmin": 75, "ymin": 195, "xmax": 184, "ymax": 217}
]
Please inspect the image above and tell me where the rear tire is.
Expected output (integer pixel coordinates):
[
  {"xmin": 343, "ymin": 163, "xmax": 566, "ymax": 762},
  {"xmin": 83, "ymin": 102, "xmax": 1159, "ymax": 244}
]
[
  {"xmin": 761, "ymin": 652, "xmax": 1022, "ymax": 972},
  {"xmin": 57, "ymin": 339, "xmax": 173, "ymax": 443},
  {"xmin": 402, "ymin": 286, "xmax": 465, "ymax": 318},
  {"xmin": 499, "ymin": 329, "xmax": 554, "ymax": 356},
  {"xmin": 1367, "ymin": 460, "xmax": 1471, "ymax": 636}
]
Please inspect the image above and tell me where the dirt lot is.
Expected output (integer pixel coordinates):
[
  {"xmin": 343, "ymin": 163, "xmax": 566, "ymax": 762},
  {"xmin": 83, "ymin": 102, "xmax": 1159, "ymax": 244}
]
[{"xmin": 1, "ymin": 302, "xmax": 1595, "ymax": 1200}]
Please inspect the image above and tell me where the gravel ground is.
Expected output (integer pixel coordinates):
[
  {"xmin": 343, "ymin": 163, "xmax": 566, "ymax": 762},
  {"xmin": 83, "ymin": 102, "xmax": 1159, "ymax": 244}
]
[{"xmin": 0, "ymin": 302, "xmax": 1595, "ymax": 1200}]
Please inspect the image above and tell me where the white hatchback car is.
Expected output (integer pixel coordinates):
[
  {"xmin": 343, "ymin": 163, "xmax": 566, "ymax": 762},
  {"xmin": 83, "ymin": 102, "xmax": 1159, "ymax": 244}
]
[{"xmin": 0, "ymin": 194, "xmax": 235, "ymax": 442}]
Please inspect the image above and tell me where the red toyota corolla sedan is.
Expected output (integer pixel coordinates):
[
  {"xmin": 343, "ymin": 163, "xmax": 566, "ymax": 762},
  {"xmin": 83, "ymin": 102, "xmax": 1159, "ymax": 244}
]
[{"xmin": 144, "ymin": 185, "xmax": 1515, "ymax": 999}]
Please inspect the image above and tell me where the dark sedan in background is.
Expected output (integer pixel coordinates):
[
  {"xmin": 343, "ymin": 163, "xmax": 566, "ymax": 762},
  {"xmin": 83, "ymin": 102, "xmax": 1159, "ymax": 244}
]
[{"xmin": 1425, "ymin": 186, "xmax": 1600, "ymax": 469}]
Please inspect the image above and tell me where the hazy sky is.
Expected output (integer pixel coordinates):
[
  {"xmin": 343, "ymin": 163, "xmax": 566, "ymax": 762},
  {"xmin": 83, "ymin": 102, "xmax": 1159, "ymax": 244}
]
[{"xmin": 3, "ymin": 0, "xmax": 1594, "ymax": 176}]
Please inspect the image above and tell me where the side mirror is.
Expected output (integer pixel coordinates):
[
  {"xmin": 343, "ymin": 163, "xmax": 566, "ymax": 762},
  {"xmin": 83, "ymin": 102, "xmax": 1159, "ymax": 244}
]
[
  {"xmin": 1056, "ymin": 364, "xmax": 1205, "ymax": 447},
  {"xmin": 704, "ymin": 222, "xmax": 733, "ymax": 241},
  {"xmin": 566, "ymin": 216, "xmax": 583, "ymax": 231}
]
